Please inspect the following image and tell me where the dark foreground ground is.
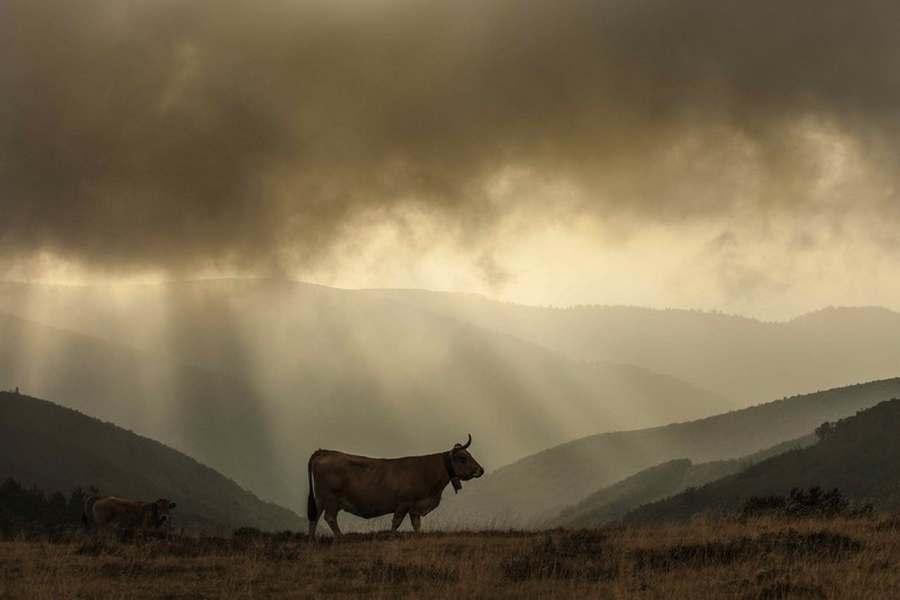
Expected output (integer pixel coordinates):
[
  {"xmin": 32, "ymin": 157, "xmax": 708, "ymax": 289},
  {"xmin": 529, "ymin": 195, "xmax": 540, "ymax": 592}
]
[{"xmin": 2, "ymin": 516, "xmax": 899, "ymax": 599}]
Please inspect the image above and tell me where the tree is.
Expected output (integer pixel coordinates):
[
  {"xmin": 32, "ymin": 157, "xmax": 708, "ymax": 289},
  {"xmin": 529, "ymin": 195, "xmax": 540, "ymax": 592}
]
[{"xmin": 815, "ymin": 421, "xmax": 836, "ymax": 442}]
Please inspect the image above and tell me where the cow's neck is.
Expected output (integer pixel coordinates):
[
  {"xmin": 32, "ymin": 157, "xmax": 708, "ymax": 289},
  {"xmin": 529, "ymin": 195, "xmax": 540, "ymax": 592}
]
[{"xmin": 441, "ymin": 451, "xmax": 462, "ymax": 494}]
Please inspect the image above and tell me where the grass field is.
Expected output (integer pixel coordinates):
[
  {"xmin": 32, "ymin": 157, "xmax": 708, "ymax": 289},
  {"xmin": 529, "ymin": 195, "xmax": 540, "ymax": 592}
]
[{"xmin": 2, "ymin": 516, "xmax": 899, "ymax": 599}]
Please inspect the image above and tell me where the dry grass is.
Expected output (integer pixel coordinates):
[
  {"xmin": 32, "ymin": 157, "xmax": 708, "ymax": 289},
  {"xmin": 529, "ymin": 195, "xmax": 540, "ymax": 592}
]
[{"xmin": 2, "ymin": 516, "xmax": 899, "ymax": 599}]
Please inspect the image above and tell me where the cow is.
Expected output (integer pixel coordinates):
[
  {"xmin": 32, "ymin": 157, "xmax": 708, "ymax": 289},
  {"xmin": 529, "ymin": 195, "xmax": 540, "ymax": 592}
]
[
  {"xmin": 307, "ymin": 434, "xmax": 484, "ymax": 539},
  {"xmin": 82, "ymin": 496, "xmax": 176, "ymax": 531}
]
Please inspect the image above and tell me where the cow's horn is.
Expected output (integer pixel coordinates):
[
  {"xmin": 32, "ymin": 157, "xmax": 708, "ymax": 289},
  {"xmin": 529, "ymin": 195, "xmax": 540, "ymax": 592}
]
[{"xmin": 460, "ymin": 434, "xmax": 472, "ymax": 450}]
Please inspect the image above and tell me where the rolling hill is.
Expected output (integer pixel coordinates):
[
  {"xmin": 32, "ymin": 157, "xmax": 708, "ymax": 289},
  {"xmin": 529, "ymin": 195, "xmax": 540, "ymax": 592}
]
[
  {"xmin": 445, "ymin": 378, "xmax": 900, "ymax": 527},
  {"xmin": 364, "ymin": 289, "xmax": 900, "ymax": 404},
  {"xmin": 625, "ymin": 398, "xmax": 900, "ymax": 522},
  {"xmin": 0, "ymin": 391, "xmax": 302, "ymax": 532},
  {"xmin": 548, "ymin": 435, "xmax": 815, "ymax": 528},
  {"xmin": 0, "ymin": 312, "xmax": 299, "ymax": 511},
  {"xmin": 5, "ymin": 280, "xmax": 900, "ymax": 524},
  {"xmin": 0, "ymin": 280, "xmax": 728, "ymax": 515}
]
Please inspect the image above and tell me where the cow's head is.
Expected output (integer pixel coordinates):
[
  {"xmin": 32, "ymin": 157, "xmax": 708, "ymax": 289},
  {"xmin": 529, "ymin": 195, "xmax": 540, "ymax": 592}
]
[
  {"xmin": 450, "ymin": 434, "xmax": 484, "ymax": 481},
  {"xmin": 145, "ymin": 499, "xmax": 176, "ymax": 528},
  {"xmin": 154, "ymin": 498, "xmax": 176, "ymax": 518}
]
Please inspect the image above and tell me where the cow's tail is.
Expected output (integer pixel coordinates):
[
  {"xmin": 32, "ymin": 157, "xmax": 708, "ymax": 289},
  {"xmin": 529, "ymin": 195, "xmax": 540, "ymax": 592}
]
[
  {"xmin": 307, "ymin": 453, "xmax": 318, "ymax": 522},
  {"xmin": 82, "ymin": 495, "xmax": 97, "ymax": 530}
]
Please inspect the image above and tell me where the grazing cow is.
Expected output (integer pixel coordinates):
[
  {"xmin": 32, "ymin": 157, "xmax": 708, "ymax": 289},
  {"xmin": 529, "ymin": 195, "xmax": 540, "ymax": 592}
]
[
  {"xmin": 307, "ymin": 434, "xmax": 484, "ymax": 538},
  {"xmin": 82, "ymin": 496, "xmax": 176, "ymax": 530}
]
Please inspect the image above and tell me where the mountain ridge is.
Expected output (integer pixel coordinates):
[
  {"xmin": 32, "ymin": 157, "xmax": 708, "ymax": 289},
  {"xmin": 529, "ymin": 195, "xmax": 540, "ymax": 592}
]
[
  {"xmin": 0, "ymin": 391, "xmax": 303, "ymax": 532},
  {"xmin": 548, "ymin": 434, "xmax": 817, "ymax": 528},
  {"xmin": 361, "ymin": 287, "xmax": 900, "ymax": 404},
  {"xmin": 446, "ymin": 378, "xmax": 900, "ymax": 526},
  {"xmin": 624, "ymin": 398, "xmax": 900, "ymax": 523},
  {"xmin": 0, "ymin": 282, "xmax": 729, "ymax": 515}
]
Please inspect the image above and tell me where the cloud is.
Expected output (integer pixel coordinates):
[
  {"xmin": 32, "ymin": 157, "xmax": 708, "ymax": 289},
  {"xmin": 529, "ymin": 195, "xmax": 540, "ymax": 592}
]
[{"xmin": 2, "ymin": 0, "xmax": 898, "ymax": 276}]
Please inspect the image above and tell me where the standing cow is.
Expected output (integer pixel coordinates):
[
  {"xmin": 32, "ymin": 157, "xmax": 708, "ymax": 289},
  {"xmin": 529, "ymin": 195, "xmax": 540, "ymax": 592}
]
[
  {"xmin": 82, "ymin": 496, "xmax": 176, "ymax": 530},
  {"xmin": 307, "ymin": 435, "xmax": 484, "ymax": 538}
]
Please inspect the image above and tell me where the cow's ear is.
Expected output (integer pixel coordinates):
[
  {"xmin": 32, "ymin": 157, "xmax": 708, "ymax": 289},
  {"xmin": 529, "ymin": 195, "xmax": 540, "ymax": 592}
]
[{"xmin": 169, "ymin": 502, "xmax": 177, "ymax": 509}]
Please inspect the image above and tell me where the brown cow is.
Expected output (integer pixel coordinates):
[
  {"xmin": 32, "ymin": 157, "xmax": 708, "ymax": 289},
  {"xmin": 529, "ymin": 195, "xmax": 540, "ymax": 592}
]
[
  {"xmin": 82, "ymin": 496, "xmax": 176, "ymax": 530},
  {"xmin": 307, "ymin": 435, "xmax": 484, "ymax": 538}
]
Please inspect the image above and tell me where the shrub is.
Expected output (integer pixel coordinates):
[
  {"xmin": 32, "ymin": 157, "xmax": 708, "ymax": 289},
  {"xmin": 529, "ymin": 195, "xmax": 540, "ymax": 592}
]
[{"xmin": 741, "ymin": 487, "xmax": 871, "ymax": 519}]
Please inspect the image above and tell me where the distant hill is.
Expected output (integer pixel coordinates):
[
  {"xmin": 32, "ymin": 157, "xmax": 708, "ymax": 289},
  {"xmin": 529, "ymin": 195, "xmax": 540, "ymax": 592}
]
[
  {"xmin": 548, "ymin": 435, "xmax": 815, "ymax": 528},
  {"xmin": 0, "ymin": 280, "xmax": 729, "ymax": 514},
  {"xmin": 0, "ymin": 392, "xmax": 303, "ymax": 532},
  {"xmin": 0, "ymin": 312, "xmax": 297, "ymax": 512},
  {"xmin": 365, "ymin": 290, "xmax": 900, "ymax": 404},
  {"xmin": 445, "ymin": 378, "xmax": 900, "ymax": 526},
  {"xmin": 5, "ymin": 280, "xmax": 900, "ymax": 524},
  {"xmin": 625, "ymin": 399, "xmax": 900, "ymax": 523}
]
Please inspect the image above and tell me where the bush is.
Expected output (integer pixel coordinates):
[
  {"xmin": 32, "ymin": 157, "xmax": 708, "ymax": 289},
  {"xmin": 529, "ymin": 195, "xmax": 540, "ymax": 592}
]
[
  {"xmin": 743, "ymin": 496, "xmax": 787, "ymax": 517},
  {"xmin": 742, "ymin": 487, "xmax": 871, "ymax": 519}
]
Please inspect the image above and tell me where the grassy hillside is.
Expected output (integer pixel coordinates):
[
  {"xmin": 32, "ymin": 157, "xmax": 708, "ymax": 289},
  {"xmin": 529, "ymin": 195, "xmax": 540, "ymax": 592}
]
[
  {"xmin": 0, "ymin": 392, "xmax": 302, "ymax": 532},
  {"xmin": 549, "ymin": 435, "xmax": 815, "ymax": 528},
  {"xmin": 626, "ymin": 398, "xmax": 900, "ymax": 523},
  {"xmin": 2, "ymin": 518, "xmax": 899, "ymax": 598},
  {"xmin": 446, "ymin": 379, "xmax": 900, "ymax": 526},
  {"xmin": 0, "ymin": 312, "xmax": 300, "ymax": 513},
  {"xmin": 0, "ymin": 280, "xmax": 729, "ymax": 514},
  {"xmin": 366, "ymin": 289, "xmax": 900, "ymax": 404}
]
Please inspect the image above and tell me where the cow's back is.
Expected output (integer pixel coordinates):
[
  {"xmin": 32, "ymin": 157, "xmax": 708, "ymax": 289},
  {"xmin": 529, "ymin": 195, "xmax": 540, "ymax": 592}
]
[
  {"xmin": 310, "ymin": 449, "xmax": 445, "ymax": 519},
  {"xmin": 92, "ymin": 497, "xmax": 148, "ymax": 528},
  {"xmin": 310, "ymin": 451, "xmax": 391, "ymax": 517}
]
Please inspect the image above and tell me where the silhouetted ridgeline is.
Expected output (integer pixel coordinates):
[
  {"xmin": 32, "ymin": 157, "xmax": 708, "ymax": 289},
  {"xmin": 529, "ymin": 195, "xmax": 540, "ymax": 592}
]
[
  {"xmin": 450, "ymin": 378, "xmax": 900, "ymax": 526},
  {"xmin": 0, "ymin": 392, "xmax": 302, "ymax": 532},
  {"xmin": 547, "ymin": 434, "xmax": 816, "ymax": 528},
  {"xmin": 624, "ymin": 398, "xmax": 900, "ymax": 523},
  {"xmin": 366, "ymin": 290, "xmax": 900, "ymax": 403}
]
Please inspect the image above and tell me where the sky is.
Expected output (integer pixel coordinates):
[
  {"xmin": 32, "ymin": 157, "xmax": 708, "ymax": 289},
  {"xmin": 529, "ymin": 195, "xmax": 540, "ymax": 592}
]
[{"xmin": 3, "ymin": 0, "xmax": 900, "ymax": 319}]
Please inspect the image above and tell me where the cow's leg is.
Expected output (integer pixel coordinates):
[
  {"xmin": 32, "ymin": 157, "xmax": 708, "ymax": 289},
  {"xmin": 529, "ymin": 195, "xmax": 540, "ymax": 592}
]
[
  {"xmin": 323, "ymin": 509, "xmax": 342, "ymax": 538},
  {"xmin": 308, "ymin": 503, "xmax": 322, "ymax": 540},
  {"xmin": 391, "ymin": 509, "xmax": 408, "ymax": 533},
  {"xmin": 308, "ymin": 514, "xmax": 319, "ymax": 540},
  {"xmin": 307, "ymin": 469, "xmax": 322, "ymax": 541},
  {"xmin": 410, "ymin": 514, "xmax": 421, "ymax": 533}
]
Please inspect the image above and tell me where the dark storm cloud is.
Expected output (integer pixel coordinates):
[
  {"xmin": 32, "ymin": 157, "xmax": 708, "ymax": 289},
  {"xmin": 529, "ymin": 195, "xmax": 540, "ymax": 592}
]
[{"xmin": 2, "ymin": 0, "xmax": 898, "ymax": 272}]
